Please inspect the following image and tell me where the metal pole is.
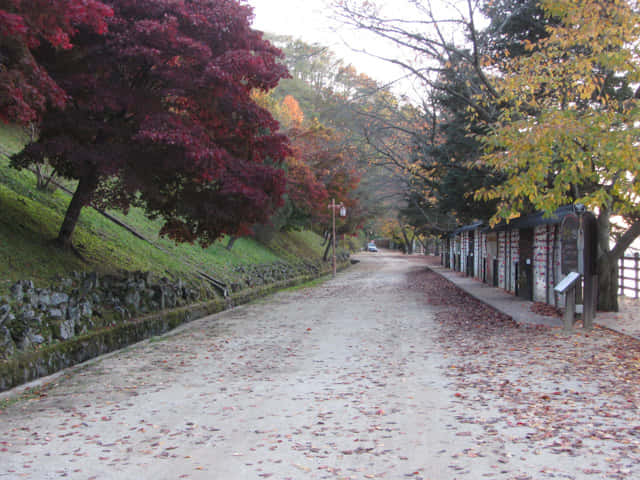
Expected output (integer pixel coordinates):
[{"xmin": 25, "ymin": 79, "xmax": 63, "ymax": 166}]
[{"xmin": 332, "ymin": 198, "xmax": 336, "ymax": 277}]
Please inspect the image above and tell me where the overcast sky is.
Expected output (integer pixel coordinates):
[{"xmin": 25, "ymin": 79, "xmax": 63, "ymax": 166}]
[{"xmin": 247, "ymin": 0, "xmax": 412, "ymax": 92}]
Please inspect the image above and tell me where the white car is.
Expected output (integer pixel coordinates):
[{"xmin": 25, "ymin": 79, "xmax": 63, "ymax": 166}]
[{"xmin": 367, "ymin": 243, "xmax": 378, "ymax": 252}]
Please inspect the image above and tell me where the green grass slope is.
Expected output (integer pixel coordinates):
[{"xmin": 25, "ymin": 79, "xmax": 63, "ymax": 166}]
[{"xmin": 0, "ymin": 124, "xmax": 328, "ymax": 296}]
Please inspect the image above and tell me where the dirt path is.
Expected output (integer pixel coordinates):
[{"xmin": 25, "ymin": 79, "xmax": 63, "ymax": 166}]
[{"xmin": 1, "ymin": 253, "xmax": 639, "ymax": 479}]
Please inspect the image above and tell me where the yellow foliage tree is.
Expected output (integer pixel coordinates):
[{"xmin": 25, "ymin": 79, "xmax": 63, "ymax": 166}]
[
  {"xmin": 280, "ymin": 95, "xmax": 304, "ymax": 128},
  {"xmin": 477, "ymin": 0, "xmax": 640, "ymax": 310}
]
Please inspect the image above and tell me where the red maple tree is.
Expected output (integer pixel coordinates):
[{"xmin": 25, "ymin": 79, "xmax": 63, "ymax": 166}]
[
  {"xmin": 12, "ymin": 0, "xmax": 290, "ymax": 248},
  {"xmin": 289, "ymin": 121, "xmax": 361, "ymax": 225},
  {"xmin": 0, "ymin": 0, "xmax": 113, "ymax": 123}
]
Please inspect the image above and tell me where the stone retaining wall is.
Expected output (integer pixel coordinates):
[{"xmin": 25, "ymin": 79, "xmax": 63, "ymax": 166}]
[
  {"xmin": 0, "ymin": 271, "xmax": 201, "ymax": 361},
  {"xmin": 0, "ymin": 263, "xmax": 349, "ymax": 392}
]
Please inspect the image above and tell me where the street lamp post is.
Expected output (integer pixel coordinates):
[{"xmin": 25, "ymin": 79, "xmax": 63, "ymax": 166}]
[{"xmin": 328, "ymin": 198, "xmax": 346, "ymax": 277}]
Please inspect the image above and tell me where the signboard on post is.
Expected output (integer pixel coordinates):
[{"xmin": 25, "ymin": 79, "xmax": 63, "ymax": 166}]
[
  {"xmin": 555, "ymin": 271, "xmax": 581, "ymax": 331},
  {"xmin": 554, "ymin": 271, "xmax": 581, "ymax": 294}
]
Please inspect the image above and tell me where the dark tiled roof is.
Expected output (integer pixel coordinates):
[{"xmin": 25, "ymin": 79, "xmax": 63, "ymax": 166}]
[
  {"xmin": 450, "ymin": 205, "xmax": 587, "ymax": 236},
  {"xmin": 451, "ymin": 221, "xmax": 484, "ymax": 235},
  {"xmin": 497, "ymin": 205, "xmax": 576, "ymax": 230}
]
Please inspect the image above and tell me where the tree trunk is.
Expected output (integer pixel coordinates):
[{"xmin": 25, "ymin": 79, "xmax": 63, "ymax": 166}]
[
  {"xmin": 56, "ymin": 172, "xmax": 99, "ymax": 249},
  {"xmin": 321, "ymin": 230, "xmax": 330, "ymax": 247},
  {"xmin": 595, "ymin": 209, "xmax": 640, "ymax": 311},
  {"xmin": 595, "ymin": 209, "xmax": 616, "ymax": 311},
  {"xmin": 401, "ymin": 229, "xmax": 413, "ymax": 254},
  {"xmin": 397, "ymin": 219, "xmax": 413, "ymax": 255},
  {"xmin": 597, "ymin": 253, "xmax": 619, "ymax": 312},
  {"xmin": 415, "ymin": 235, "xmax": 428, "ymax": 254},
  {"xmin": 322, "ymin": 232, "xmax": 333, "ymax": 262},
  {"xmin": 225, "ymin": 236, "xmax": 237, "ymax": 251}
]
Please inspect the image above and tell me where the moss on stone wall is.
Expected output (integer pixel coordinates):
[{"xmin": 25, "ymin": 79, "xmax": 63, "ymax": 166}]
[{"xmin": 0, "ymin": 263, "xmax": 349, "ymax": 392}]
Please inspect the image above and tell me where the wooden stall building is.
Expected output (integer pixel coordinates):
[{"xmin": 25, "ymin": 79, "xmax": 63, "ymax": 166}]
[{"xmin": 442, "ymin": 206, "xmax": 598, "ymax": 312}]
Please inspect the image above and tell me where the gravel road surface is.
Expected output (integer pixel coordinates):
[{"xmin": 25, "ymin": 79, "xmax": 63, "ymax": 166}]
[{"xmin": 1, "ymin": 253, "xmax": 639, "ymax": 479}]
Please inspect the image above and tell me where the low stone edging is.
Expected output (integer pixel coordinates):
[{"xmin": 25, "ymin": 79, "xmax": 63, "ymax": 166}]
[{"xmin": 0, "ymin": 264, "xmax": 349, "ymax": 392}]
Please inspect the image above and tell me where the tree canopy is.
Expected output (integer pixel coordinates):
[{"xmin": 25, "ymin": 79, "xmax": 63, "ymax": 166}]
[
  {"xmin": 262, "ymin": 35, "xmax": 411, "ymax": 239},
  {"xmin": 11, "ymin": 0, "xmax": 290, "ymax": 248},
  {"xmin": 0, "ymin": 0, "xmax": 113, "ymax": 123}
]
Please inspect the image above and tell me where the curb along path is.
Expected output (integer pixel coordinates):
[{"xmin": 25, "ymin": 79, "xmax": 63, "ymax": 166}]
[
  {"xmin": 424, "ymin": 256, "xmax": 640, "ymax": 339},
  {"xmin": 424, "ymin": 260, "xmax": 563, "ymax": 328}
]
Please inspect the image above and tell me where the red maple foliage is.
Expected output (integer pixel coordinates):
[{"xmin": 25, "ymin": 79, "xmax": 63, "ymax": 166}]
[
  {"xmin": 283, "ymin": 154, "xmax": 328, "ymax": 225},
  {"xmin": 288, "ymin": 121, "xmax": 361, "ymax": 228},
  {"xmin": 11, "ymin": 0, "xmax": 290, "ymax": 247},
  {"xmin": 0, "ymin": 0, "xmax": 113, "ymax": 123}
]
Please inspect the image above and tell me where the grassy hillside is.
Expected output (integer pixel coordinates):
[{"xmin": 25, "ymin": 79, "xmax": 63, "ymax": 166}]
[{"xmin": 0, "ymin": 124, "xmax": 330, "ymax": 296}]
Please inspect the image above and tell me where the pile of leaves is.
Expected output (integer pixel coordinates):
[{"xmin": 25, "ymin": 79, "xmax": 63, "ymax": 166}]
[{"xmin": 530, "ymin": 302, "xmax": 563, "ymax": 317}]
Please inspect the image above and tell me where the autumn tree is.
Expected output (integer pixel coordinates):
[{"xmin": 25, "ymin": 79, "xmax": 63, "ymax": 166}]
[
  {"xmin": 249, "ymin": 90, "xmax": 324, "ymax": 232},
  {"xmin": 0, "ymin": 0, "xmax": 113, "ymax": 123},
  {"xmin": 267, "ymin": 38, "xmax": 386, "ymax": 233},
  {"xmin": 283, "ymin": 113, "xmax": 365, "ymax": 255},
  {"xmin": 265, "ymin": 94, "xmax": 330, "ymax": 231},
  {"xmin": 477, "ymin": 0, "xmax": 640, "ymax": 310},
  {"xmin": 289, "ymin": 119, "xmax": 361, "ymax": 231},
  {"xmin": 332, "ymin": 1, "xmax": 560, "ymax": 215},
  {"xmin": 280, "ymin": 95, "xmax": 305, "ymax": 128},
  {"xmin": 256, "ymin": 35, "xmax": 415, "ymax": 244},
  {"xmin": 334, "ymin": 0, "xmax": 561, "ymax": 224},
  {"xmin": 11, "ymin": 0, "xmax": 290, "ymax": 249}
]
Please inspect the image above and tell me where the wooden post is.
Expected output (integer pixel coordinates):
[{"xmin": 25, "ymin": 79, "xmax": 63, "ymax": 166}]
[
  {"xmin": 619, "ymin": 257, "xmax": 624, "ymax": 296},
  {"xmin": 583, "ymin": 274, "xmax": 596, "ymax": 330},
  {"xmin": 563, "ymin": 284, "xmax": 576, "ymax": 332}
]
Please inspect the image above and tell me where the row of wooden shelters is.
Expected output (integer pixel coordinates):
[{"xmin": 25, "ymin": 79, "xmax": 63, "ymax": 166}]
[{"xmin": 442, "ymin": 206, "xmax": 598, "ymax": 310}]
